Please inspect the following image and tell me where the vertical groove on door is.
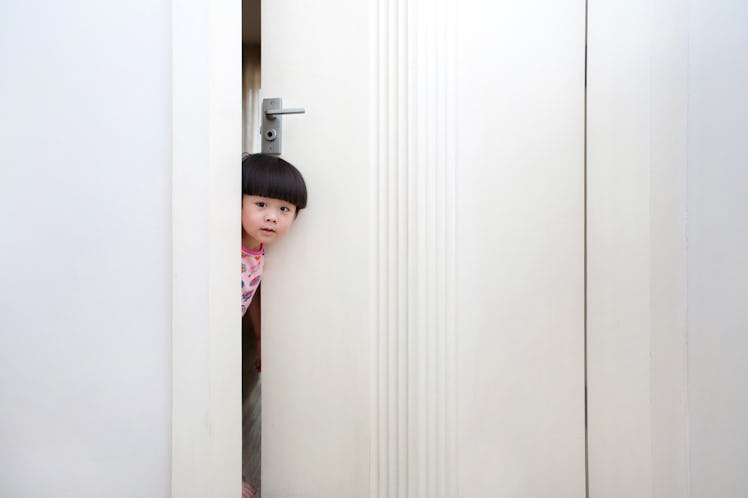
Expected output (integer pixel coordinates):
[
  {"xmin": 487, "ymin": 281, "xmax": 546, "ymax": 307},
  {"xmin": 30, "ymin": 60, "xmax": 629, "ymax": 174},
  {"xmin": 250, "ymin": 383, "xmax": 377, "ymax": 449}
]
[{"xmin": 371, "ymin": 0, "xmax": 457, "ymax": 496}]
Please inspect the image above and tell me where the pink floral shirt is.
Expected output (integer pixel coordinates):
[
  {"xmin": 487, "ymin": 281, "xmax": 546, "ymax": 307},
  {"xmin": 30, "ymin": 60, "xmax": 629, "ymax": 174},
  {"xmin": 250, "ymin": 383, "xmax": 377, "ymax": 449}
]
[{"xmin": 241, "ymin": 245, "xmax": 264, "ymax": 316}]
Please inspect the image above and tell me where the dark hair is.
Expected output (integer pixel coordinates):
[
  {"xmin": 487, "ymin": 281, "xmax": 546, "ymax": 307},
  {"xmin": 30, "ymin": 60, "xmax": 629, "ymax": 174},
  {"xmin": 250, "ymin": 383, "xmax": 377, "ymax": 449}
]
[{"xmin": 242, "ymin": 153, "xmax": 307, "ymax": 212}]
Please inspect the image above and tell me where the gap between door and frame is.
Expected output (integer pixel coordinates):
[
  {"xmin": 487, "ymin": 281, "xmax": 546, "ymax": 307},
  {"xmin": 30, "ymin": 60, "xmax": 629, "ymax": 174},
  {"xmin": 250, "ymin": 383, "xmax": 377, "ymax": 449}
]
[{"xmin": 584, "ymin": 0, "xmax": 590, "ymax": 497}]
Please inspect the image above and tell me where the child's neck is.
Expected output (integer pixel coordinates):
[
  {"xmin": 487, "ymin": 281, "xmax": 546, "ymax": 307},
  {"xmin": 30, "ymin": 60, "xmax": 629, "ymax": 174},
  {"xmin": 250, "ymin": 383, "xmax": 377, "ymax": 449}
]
[{"xmin": 242, "ymin": 234, "xmax": 262, "ymax": 251}]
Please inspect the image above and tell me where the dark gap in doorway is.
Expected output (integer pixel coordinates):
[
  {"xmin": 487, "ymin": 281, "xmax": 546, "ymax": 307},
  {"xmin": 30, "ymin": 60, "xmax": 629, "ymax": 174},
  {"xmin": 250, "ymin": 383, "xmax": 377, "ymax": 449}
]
[{"xmin": 242, "ymin": 1, "xmax": 262, "ymax": 496}]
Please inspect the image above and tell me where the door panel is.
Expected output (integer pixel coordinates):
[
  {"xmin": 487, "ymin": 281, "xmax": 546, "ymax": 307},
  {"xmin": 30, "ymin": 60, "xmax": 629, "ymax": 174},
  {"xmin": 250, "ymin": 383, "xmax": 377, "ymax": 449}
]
[
  {"xmin": 260, "ymin": 1, "xmax": 372, "ymax": 497},
  {"xmin": 455, "ymin": 1, "xmax": 586, "ymax": 496},
  {"xmin": 262, "ymin": 1, "xmax": 585, "ymax": 496}
]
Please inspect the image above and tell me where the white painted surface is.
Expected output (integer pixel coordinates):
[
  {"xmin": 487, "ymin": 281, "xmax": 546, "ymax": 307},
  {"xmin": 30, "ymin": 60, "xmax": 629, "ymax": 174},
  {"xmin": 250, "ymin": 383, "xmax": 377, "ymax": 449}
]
[
  {"xmin": 587, "ymin": 1, "xmax": 654, "ymax": 494},
  {"xmin": 171, "ymin": 0, "xmax": 242, "ymax": 497},
  {"xmin": 588, "ymin": 1, "xmax": 748, "ymax": 497},
  {"xmin": 260, "ymin": 1, "xmax": 371, "ymax": 496},
  {"xmin": 0, "ymin": 2, "xmax": 172, "ymax": 497},
  {"xmin": 649, "ymin": 1, "xmax": 690, "ymax": 496},
  {"xmin": 262, "ymin": 1, "xmax": 585, "ymax": 497},
  {"xmin": 368, "ymin": 1, "xmax": 459, "ymax": 496},
  {"xmin": 456, "ymin": 1, "xmax": 587, "ymax": 497},
  {"xmin": 587, "ymin": 1, "xmax": 690, "ymax": 496},
  {"xmin": 687, "ymin": 1, "xmax": 748, "ymax": 496}
]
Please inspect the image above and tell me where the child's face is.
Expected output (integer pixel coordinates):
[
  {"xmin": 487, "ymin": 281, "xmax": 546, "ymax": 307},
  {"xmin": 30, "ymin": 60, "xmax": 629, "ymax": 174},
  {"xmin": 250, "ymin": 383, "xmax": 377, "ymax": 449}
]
[{"xmin": 241, "ymin": 195, "xmax": 297, "ymax": 249}]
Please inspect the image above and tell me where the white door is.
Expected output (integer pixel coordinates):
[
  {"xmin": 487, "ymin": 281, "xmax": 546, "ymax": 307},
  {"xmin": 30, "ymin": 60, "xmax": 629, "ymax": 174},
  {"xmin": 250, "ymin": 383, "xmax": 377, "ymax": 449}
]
[
  {"xmin": 261, "ymin": 1, "xmax": 586, "ymax": 496},
  {"xmin": 259, "ymin": 1, "xmax": 372, "ymax": 496}
]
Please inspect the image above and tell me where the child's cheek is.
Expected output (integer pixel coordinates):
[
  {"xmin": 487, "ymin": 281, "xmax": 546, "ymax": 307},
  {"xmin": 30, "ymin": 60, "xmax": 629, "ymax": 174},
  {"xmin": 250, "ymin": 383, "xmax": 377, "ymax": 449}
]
[{"xmin": 241, "ymin": 211, "xmax": 252, "ymax": 232}]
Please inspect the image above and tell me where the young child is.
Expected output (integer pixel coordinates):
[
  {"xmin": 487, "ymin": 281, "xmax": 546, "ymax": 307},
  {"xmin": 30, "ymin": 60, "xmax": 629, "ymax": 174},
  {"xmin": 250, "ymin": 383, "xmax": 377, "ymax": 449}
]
[{"xmin": 241, "ymin": 153, "xmax": 307, "ymax": 498}]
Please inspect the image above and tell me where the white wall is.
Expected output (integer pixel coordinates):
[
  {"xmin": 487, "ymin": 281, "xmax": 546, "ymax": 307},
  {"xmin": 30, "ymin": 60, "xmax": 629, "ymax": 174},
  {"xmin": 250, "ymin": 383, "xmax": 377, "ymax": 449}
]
[
  {"xmin": 687, "ymin": 1, "xmax": 748, "ymax": 496},
  {"xmin": 0, "ymin": 2, "xmax": 172, "ymax": 497}
]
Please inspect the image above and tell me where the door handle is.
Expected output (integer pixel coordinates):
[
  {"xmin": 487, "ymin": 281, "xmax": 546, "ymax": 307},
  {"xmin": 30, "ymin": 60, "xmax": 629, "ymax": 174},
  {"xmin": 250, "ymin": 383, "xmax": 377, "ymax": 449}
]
[
  {"xmin": 265, "ymin": 107, "xmax": 305, "ymax": 118},
  {"xmin": 261, "ymin": 98, "xmax": 306, "ymax": 155}
]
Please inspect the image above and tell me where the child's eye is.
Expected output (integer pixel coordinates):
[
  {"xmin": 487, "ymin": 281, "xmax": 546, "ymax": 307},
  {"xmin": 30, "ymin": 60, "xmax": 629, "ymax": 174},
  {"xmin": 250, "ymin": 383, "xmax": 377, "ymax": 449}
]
[
  {"xmin": 255, "ymin": 202, "xmax": 266, "ymax": 208},
  {"xmin": 280, "ymin": 206, "xmax": 291, "ymax": 213}
]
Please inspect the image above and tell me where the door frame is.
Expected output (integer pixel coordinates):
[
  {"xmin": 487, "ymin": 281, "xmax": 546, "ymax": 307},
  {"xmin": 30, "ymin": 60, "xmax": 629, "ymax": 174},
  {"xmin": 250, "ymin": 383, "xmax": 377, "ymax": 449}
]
[
  {"xmin": 168, "ymin": 1, "xmax": 691, "ymax": 496},
  {"xmin": 171, "ymin": 0, "xmax": 242, "ymax": 496}
]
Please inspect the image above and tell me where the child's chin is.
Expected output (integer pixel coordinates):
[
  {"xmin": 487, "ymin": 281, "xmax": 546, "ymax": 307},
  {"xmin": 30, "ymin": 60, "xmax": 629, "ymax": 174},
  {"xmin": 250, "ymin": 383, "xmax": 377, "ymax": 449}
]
[{"xmin": 258, "ymin": 233, "xmax": 277, "ymax": 242}]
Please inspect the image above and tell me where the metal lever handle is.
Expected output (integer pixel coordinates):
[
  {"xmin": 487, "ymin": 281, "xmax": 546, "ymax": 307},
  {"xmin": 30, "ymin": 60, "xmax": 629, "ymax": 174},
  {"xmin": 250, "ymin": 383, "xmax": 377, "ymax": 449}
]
[
  {"xmin": 265, "ymin": 107, "xmax": 305, "ymax": 119},
  {"xmin": 261, "ymin": 98, "xmax": 306, "ymax": 155}
]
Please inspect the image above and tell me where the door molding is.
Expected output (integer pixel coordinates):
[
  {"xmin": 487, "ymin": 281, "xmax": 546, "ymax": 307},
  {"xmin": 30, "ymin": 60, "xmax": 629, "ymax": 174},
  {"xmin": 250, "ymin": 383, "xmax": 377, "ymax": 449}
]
[
  {"xmin": 171, "ymin": 0, "xmax": 242, "ymax": 496},
  {"xmin": 370, "ymin": 0, "xmax": 458, "ymax": 495}
]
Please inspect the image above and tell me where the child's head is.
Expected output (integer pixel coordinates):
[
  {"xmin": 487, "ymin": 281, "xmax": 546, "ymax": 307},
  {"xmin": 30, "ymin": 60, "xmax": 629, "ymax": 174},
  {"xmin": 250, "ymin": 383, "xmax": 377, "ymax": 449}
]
[{"xmin": 241, "ymin": 154, "xmax": 307, "ymax": 249}]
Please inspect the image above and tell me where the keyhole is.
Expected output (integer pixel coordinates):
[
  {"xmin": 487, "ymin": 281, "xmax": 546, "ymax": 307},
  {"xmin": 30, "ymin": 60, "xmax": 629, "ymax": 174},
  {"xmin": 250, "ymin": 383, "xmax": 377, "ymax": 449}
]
[{"xmin": 264, "ymin": 128, "xmax": 277, "ymax": 141}]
